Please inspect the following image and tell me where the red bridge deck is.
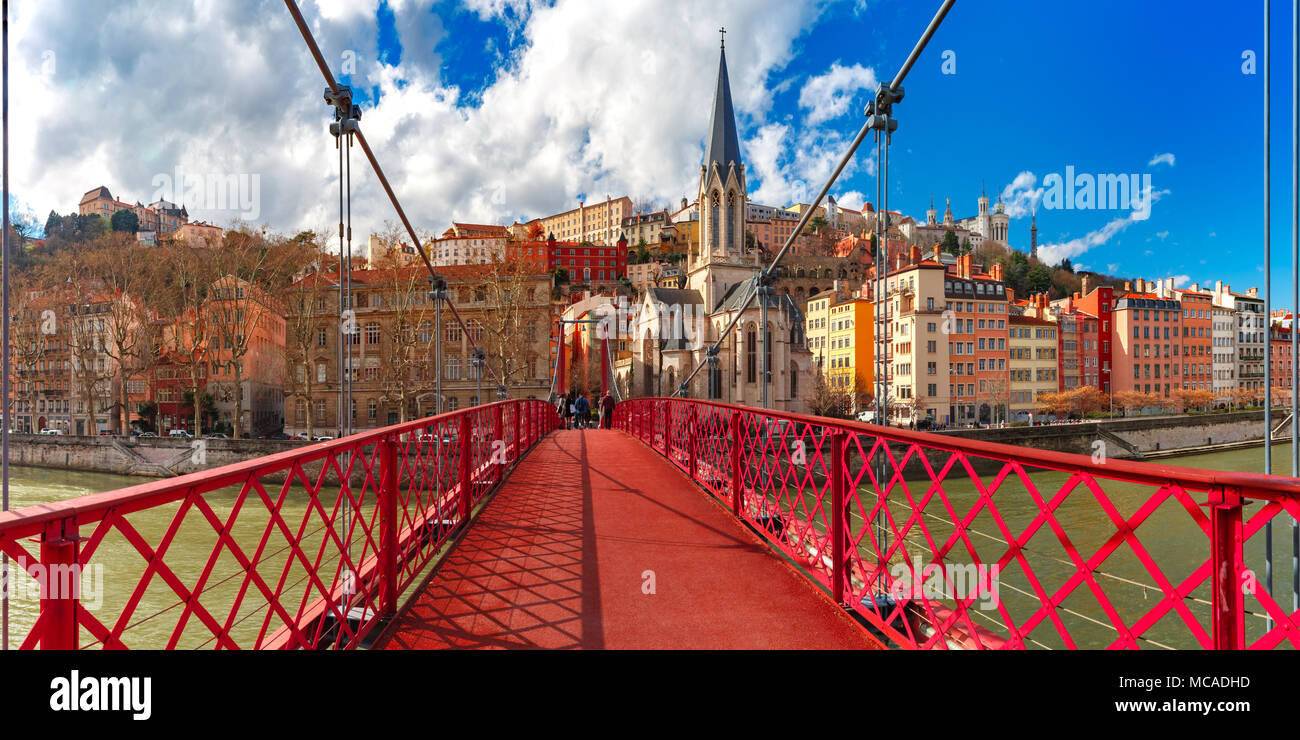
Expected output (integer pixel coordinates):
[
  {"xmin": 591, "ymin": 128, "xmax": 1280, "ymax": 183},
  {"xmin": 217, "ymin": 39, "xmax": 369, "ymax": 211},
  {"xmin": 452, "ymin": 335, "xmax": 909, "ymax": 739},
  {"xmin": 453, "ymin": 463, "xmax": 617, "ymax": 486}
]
[{"xmin": 379, "ymin": 429, "xmax": 881, "ymax": 650}]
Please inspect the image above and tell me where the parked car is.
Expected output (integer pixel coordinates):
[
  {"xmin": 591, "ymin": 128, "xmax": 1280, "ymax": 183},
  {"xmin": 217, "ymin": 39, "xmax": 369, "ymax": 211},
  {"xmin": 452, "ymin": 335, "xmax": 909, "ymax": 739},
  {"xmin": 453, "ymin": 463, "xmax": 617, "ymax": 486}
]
[
  {"xmin": 168, "ymin": 429, "xmax": 193, "ymax": 438},
  {"xmin": 98, "ymin": 430, "xmax": 114, "ymax": 436},
  {"xmin": 38, "ymin": 428, "xmax": 63, "ymax": 436},
  {"xmin": 291, "ymin": 433, "xmax": 311, "ymax": 441},
  {"xmin": 207, "ymin": 433, "xmax": 230, "ymax": 439},
  {"xmin": 138, "ymin": 431, "xmax": 157, "ymax": 438},
  {"xmin": 313, "ymin": 436, "xmax": 334, "ymax": 442},
  {"xmin": 264, "ymin": 432, "xmax": 291, "ymax": 440}
]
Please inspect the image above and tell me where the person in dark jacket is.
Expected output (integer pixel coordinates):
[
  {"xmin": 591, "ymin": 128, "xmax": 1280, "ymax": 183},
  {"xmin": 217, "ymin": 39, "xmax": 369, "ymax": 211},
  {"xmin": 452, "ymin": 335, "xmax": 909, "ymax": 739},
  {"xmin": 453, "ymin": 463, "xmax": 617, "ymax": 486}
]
[
  {"xmin": 599, "ymin": 392, "xmax": 615, "ymax": 429},
  {"xmin": 574, "ymin": 393, "xmax": 590, "ymax": 429}
]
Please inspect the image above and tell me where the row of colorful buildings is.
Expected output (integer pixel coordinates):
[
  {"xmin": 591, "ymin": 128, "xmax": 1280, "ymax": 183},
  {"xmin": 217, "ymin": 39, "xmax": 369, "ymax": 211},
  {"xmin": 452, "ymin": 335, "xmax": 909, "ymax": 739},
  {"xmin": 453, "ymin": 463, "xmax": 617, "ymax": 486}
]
[{"xmin": 805, "ymin": 243, "xmax": 1273, "ymax": 426}]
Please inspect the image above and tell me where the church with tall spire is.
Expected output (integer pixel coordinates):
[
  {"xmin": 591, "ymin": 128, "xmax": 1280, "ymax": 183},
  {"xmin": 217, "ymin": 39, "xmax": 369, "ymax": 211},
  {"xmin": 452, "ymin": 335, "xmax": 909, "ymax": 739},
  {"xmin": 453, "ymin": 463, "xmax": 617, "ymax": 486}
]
[{"xmin": 626, "ymin": 31, "xmax": 813, "ymax": 410}]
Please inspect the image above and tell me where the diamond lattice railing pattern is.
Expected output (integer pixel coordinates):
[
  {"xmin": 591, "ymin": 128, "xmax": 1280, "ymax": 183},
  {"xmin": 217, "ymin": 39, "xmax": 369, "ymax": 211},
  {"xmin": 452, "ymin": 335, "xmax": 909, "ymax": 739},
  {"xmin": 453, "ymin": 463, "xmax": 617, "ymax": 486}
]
[
  {"xmin": 613, "ymin": 398, "xmax": 1300, "ymax": 650},
  {"xmin": 0, "ymin": 399, "xmax": 557, "ymax": 650}
]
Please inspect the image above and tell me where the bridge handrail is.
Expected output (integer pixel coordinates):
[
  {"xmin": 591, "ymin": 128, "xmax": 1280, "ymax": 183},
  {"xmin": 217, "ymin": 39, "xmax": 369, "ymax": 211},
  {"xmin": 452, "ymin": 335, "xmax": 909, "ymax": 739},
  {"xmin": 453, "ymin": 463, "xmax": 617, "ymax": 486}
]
[
  {"xmin": 0, "ymin": 398, "xmax": 559, "ymax": 650},
  {"xmin": 612, "ymin": 397, "xmax": 1300, "ymax": 650}
]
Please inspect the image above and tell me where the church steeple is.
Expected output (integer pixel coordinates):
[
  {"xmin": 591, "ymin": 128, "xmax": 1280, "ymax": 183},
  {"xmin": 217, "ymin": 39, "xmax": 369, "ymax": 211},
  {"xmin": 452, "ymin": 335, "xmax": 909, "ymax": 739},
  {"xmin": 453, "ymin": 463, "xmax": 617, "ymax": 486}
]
[{"xmin": 703, "ymin": 31, "xmax": 742, "ymax": 173}]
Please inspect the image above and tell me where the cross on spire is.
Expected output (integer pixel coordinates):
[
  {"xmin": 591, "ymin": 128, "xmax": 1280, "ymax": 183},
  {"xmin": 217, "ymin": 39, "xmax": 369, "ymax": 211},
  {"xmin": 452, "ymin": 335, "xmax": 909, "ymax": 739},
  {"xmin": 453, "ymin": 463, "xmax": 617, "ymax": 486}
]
[{"xmin": 719, "ymin": 26, "xmax": 726, "ymax": 48}]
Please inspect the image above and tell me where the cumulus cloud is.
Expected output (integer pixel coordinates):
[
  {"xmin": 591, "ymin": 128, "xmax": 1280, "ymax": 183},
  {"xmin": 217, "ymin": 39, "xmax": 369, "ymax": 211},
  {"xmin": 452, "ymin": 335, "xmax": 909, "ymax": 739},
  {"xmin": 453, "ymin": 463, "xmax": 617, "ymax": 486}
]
[
  {"xmin": 1148, "ymin": 152, "xmax": 1175, "ymax": 167},
  {"xmin": 18, "ymin": 0, "xmax": 847, "ymax": 242},
  {"xmin": 798, "ymin": 61, "xmax": 877, "ymax": 126},
  {"xmin": 998, "ymin": 171, "xmax": 1042, "ymax": 218}
]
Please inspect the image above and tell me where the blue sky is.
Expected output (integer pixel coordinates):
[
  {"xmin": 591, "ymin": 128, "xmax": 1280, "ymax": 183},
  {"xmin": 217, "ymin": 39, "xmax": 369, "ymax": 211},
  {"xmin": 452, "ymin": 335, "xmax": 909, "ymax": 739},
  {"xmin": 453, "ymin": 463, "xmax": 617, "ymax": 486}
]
[
  {"xmin": 16, "ymin": 0, "xmax": 1299, "ymax": 303},
  {"xmin": 372, "ymin": 0, "xmax": 1285, "ymax": 293}
]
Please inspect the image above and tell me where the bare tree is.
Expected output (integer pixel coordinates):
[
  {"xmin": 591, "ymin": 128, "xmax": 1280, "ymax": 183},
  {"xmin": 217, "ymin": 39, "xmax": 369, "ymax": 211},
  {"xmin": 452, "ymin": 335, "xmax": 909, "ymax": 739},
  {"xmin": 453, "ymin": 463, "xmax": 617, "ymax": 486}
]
[
  {"xmin": 281, "ymin": 229, "xmax": 340, "ymax": 437},
  {"xmin": 204, "ymin": 226, "xmax": 311, "ymax": 437},
  {"xmin": 370, "ymin": 249, "xmax": 436, "ymax": 424},
  {"xmin": 464, "ymin": 259, "xmax": 548, "ymax": 393},
  {"xmin": 153, "ymin": 240, "xmax": 218, "ymax": 434}
]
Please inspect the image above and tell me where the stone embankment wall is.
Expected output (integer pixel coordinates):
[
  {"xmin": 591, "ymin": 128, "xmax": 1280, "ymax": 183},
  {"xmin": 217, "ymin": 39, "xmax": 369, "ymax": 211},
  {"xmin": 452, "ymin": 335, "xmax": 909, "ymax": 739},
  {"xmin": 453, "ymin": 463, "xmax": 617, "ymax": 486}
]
[{"xmin": 935, "ymin": 410, "xmax": 1273, "ymax": 460}]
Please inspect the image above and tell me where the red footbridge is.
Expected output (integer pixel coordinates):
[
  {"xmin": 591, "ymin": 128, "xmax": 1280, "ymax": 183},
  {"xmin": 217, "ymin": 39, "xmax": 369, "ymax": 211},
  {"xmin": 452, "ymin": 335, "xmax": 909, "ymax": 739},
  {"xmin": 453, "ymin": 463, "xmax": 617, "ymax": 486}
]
[{"xmin": 1, "ymin": 398, "xmax": 1298, "ymax": 650}]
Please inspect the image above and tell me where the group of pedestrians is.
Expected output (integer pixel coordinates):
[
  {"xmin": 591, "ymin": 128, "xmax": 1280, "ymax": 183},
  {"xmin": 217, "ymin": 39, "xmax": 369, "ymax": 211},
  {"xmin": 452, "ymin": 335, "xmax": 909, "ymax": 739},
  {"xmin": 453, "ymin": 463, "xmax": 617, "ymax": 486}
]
[{"xmin": 557, "ymin": 389, "xmax": 615, "ymax": 430}]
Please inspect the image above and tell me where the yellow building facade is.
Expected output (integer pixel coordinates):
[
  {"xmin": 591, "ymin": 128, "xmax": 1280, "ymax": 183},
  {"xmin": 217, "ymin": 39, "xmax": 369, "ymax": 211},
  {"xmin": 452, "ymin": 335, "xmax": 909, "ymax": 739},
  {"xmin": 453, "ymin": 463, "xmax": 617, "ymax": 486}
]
[{"xmin": 1008, "ymin": 314, "xmax": 1059, "ymax": 421}]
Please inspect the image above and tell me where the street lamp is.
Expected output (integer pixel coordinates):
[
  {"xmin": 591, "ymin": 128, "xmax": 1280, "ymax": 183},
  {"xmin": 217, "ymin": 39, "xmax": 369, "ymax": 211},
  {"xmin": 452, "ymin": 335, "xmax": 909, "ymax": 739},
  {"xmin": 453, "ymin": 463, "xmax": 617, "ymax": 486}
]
[{"xmin": 470, "ymin": 349, "xmax": 486, "ymax": 406}]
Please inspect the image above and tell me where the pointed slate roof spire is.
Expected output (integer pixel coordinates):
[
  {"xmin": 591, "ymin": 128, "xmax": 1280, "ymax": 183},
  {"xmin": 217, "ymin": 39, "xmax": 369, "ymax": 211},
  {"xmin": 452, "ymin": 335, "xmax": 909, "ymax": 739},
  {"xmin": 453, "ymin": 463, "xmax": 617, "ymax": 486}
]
[{"xmin": 703, "ymin": 32, "xmax": 742, "ymax": 174}]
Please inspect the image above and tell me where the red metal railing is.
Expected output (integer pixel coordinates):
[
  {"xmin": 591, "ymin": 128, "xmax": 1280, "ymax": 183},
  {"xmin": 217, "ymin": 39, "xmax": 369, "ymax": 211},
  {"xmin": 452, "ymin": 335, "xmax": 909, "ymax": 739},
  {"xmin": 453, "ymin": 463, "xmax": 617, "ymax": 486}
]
[
  {"xmin": 0, "ymin": 399, "xmax": 558, "ymax": 649},
  {"xmin": 614, "ymin": 398, "xmax": 1300, "ymax": 650}
]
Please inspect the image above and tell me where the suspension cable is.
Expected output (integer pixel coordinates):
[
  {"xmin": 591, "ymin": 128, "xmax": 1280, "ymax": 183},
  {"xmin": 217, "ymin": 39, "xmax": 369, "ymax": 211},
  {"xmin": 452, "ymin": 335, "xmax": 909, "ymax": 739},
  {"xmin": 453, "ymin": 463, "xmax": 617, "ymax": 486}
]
[{"xmin": 282, "ymin": 0, "xmax": 505, "ymax": 391}]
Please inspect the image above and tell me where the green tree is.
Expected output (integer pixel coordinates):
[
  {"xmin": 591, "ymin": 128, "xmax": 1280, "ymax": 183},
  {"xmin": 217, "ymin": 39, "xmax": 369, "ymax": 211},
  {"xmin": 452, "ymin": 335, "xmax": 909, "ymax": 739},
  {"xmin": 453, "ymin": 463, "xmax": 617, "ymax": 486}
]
[
  {"xmin": 941, "ymin": 229, "xmax": 961, "ymax": 255},
  {"xmin": 110, "ymin": 209, "xmax": 139, "ymax": 233},
  {"xmin": 1026, "ymin": 263, "xmax": 1053, "ymax": 294},
  {"xmin": 960, "ymin": 236, "xmax": 972, "ymax": 255}
]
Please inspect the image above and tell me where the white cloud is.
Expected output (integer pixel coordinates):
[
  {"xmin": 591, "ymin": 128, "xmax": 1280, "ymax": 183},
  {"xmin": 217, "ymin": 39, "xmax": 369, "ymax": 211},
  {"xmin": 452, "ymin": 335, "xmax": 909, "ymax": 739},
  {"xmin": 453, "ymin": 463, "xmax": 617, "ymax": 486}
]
[
  {"xmin": 798, "ymin": 61, "xmax": 877, "ymax": 127},
  {"xmin": 1170, "ymin": 274, "xmax": 1191, "ymax": 288},
  {"xmin": 17, "ymin": 0, "xmax": 839, "ymax": 242},
  {"xmin": 1037, "ymin": 186, "xmax": 1169, "ymax": 265},
  {"xmin": 998, "ymin": 171, "xmax": 1042, "ymax": 218},
  {"xmin": 1156, "ymin": 230, "xmax": 1169, "ymax": 239},
  {"xmin": 1149, "ymin": 152, "xmax": 1175, "ymax": 167}
]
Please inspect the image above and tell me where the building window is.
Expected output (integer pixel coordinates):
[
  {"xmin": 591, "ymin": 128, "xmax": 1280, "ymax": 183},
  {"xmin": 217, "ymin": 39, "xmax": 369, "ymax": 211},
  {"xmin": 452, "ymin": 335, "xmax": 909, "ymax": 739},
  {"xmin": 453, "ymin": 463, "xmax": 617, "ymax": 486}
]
[{"xmin": 745, "ymin": 327, "xmax": 756, "ymax": 383}]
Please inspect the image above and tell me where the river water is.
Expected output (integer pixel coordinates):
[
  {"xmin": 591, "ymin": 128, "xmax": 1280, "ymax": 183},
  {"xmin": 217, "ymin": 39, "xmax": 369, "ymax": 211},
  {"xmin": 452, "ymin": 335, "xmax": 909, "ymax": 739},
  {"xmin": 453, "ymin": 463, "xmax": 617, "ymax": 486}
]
[
  {"xmin": 2, "ymin": 441, "xmax": 1298, "ymax": 649},
  {"xmin": 1, "ymin": 465, "xmax": 328, "ymax": 649}
]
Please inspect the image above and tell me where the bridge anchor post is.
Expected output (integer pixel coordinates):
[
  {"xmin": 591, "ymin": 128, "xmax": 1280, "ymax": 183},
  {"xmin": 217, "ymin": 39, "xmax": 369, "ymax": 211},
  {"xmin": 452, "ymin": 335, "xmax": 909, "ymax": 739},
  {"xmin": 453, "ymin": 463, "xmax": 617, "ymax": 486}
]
[
  {"xmin": 1208, "ymin": 485, "xmax": 1246, "ymax": 650},
  {"xmin": 459, "ymin": 413, "xmax": 472, "ymax": 524},
  {"xmin": 730, "ymin": 410, "xmax": 743, "ymax": 517},
  {"xmin": 687, "ymin": 404, "xmax": 698, "ymax": 479},
  {"xmin": 830, "ymin": 431, "xmax": 849, "ymax": 605},
  {"xmin": 379, "ymin": 437, "xmax": 399, "ymax": 618},
  {"xmin": 39, "ymin": 518, "xmax": 80, "ymax": 650}
]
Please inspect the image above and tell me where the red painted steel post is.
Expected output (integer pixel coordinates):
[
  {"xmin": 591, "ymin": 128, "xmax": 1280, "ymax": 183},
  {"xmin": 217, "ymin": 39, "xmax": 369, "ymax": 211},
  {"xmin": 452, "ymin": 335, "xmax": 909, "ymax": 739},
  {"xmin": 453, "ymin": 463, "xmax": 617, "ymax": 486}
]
[
  {"xmin": 831, "ymin": 431, "xmax": 848, "ymax": 605},
  {"xmin": 661, "ymin": 401, "xmax": 669, "ymax": 455},
  {"xmin": 458, "ymin": 413, "xmax": 472, "ymax": 522},
  {"xmin": 687, "ymin": 404, "xmax": 698, "ymax": 479},
  {"xmin": 600, "ymin": 335, "xmax": 609, "ymax": 396},
  {"xmin": 40, "ymin": 517, "xmax": 80, "ymax": 650},
  {"xmin": 556, "ymin": 320, "xmax": 567, "ymax": 398},
  {"xmin": 1208, "ymin": 485, "xmax": 1246, "ymax": 650},
  {"xmin": 379, "ymin": 437, "xmax": 399, "ymax": 618},
  {"xmin": 494, "ymin": 404, "xmax": 504, "ymax": 483},
  {"xmin": 513, "ymin": 401, "xmax": 521, "ymax": 461},
  {"xmin": 730, "ymin": 410, "xmax": 743, "ymax": 517}
]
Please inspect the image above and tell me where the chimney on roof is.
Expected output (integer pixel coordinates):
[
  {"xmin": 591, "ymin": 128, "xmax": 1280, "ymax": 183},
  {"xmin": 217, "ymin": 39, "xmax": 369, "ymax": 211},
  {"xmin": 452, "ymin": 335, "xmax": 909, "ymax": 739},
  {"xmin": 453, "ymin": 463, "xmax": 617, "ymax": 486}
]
[
  {"xmin": 1248, "ymin": 287, "xmax": 1259, "ymax": 297},
  {"xmin": 1081, "ymin": 273, "xmax": 1093, "ymax": 296},
  {"xmin": 1007, "ymin": 287, "xmax": 1015, "ymax": 302},
  {"xmin": 990, "ymin": 263, "xmax": 1004, "ymax": 283},
  {"xmin": 958, "ymin": 253, "xmax": 973, "ymax": 280},
  {"xmin": 1190, "ymin": 282, "xmax": 1200, "ymax": 292},
  {"xmin": 909, "ymin": 245, "xmax": 921, "ymax": 264},
  {"xmin": 1124, "ymin": 281, "xmax": 1132, "ymax": 292},
  {"xmin": 1134, "ymin": 278, "xmax": 1145, "ymax": 293}
]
